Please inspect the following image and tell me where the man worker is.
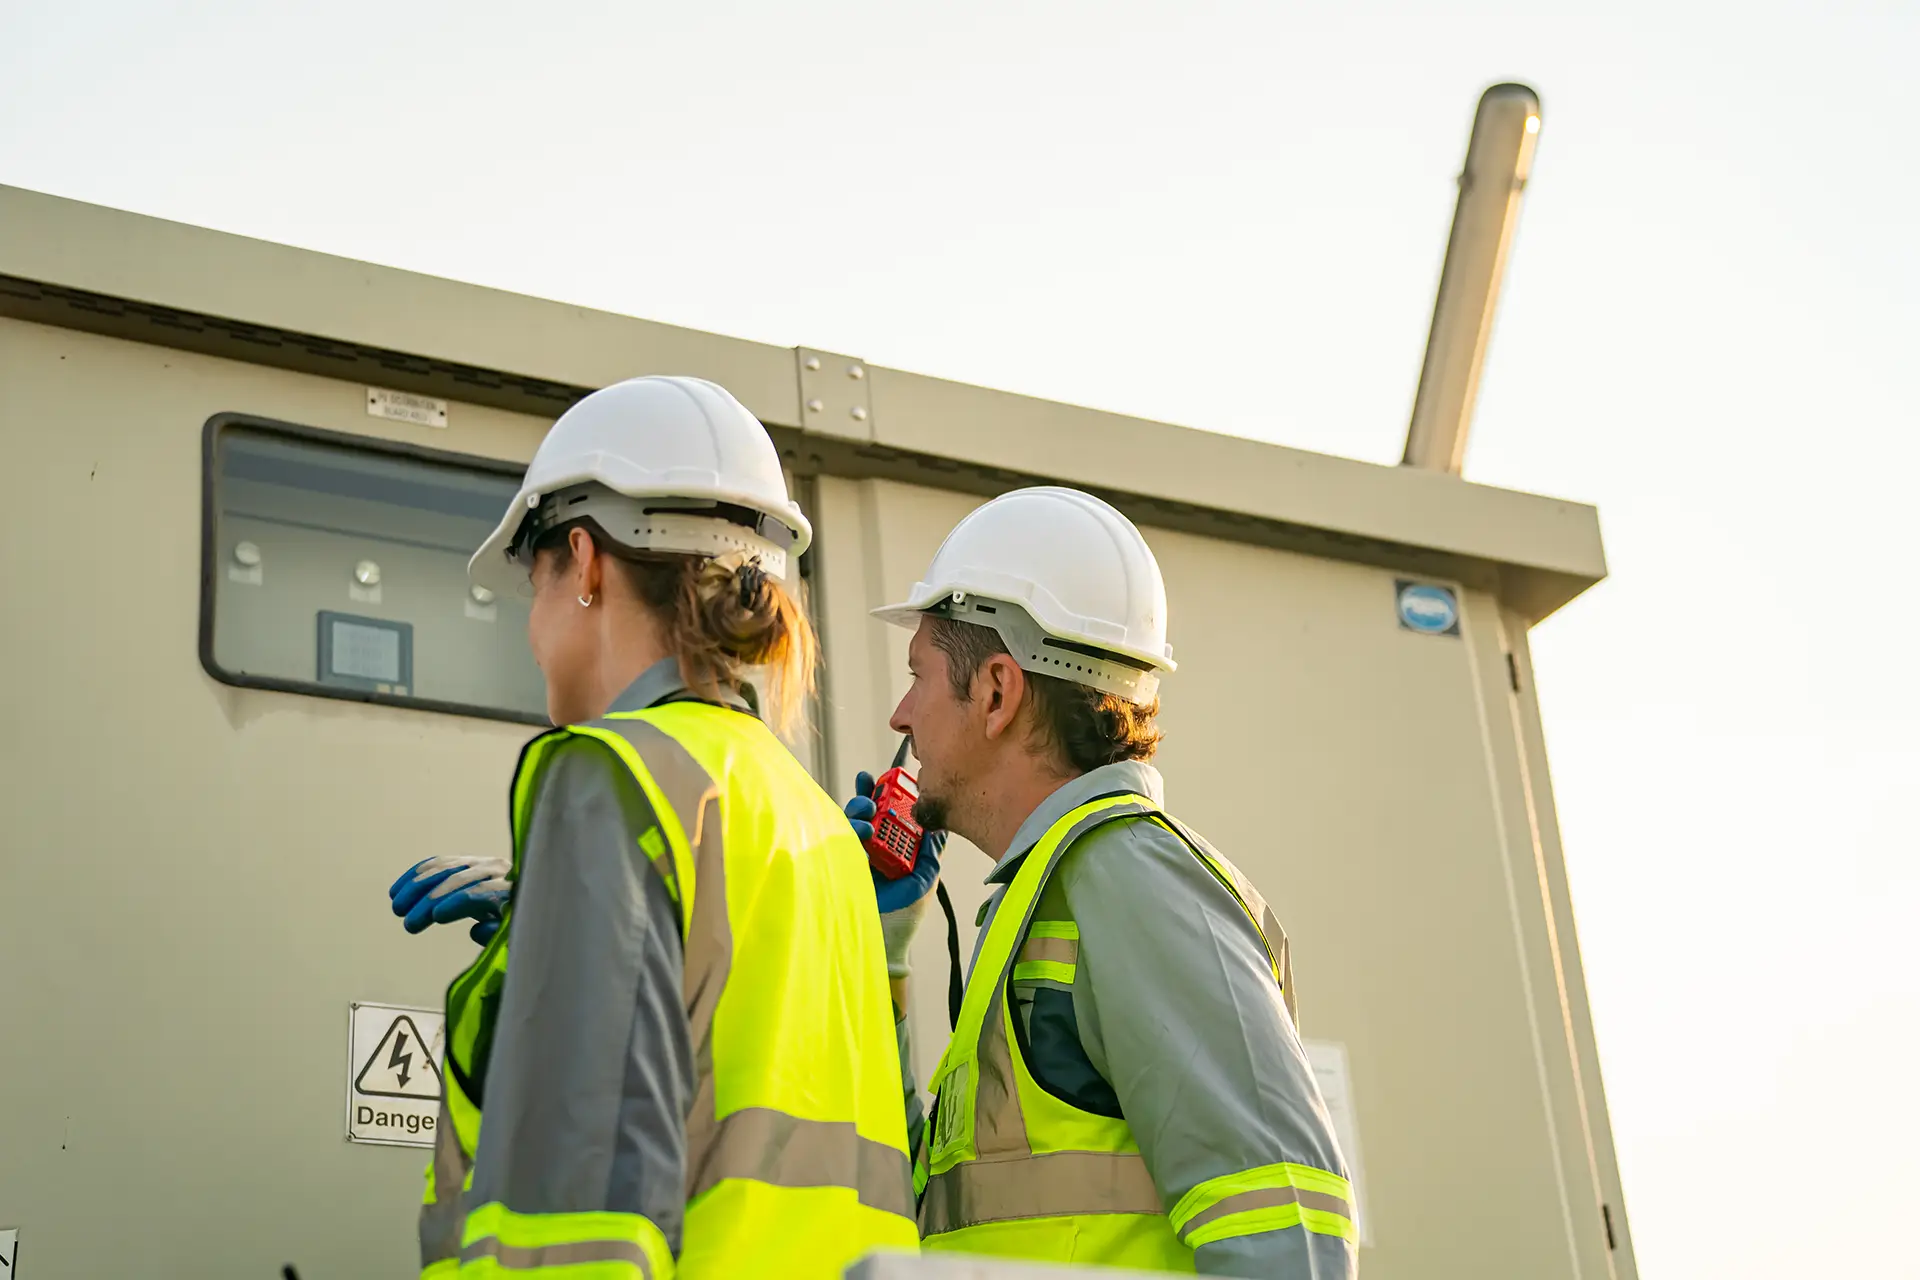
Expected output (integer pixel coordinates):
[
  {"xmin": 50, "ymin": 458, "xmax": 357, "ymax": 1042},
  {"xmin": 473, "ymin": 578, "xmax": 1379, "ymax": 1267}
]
[{"xmin": 846, "ymin": 485, "xmax": 1358, "ymax": 1277}]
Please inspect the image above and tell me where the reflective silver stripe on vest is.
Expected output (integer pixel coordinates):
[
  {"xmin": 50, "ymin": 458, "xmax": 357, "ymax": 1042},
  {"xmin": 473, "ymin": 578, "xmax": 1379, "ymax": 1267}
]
[
  {"xmin": 1178, "ymin": 1185, "xmax": 1354, "ymax": 1240},
  {"xmin": 923, "ymin": 800, "xmax": 1165, "ymax": 1236},
  {"xmin": 920, "ymin": 1149, "xmax": 1168, "ymax": 1235},
  {"xmin": 586, "ymin": 718, "xmax": 732, "ymax": 1150},
  {"xmin": 459, "ymin": 1236, "xmax": 655, "ymax": 1276},
  {"xmin": 591, "ymin": 716, "xmax": 915, "ymax": 1223},
  {"xmin": 689, "ymin": 1105, "xmax": 916, "ymax": 1219},
  {"xmin": 1015, "ymin": 936, "xmax": 1078, "ymax": 967},
  {"xmin": 418, "ymin": 1096, "xmax": 468, "ymax": 1270}
]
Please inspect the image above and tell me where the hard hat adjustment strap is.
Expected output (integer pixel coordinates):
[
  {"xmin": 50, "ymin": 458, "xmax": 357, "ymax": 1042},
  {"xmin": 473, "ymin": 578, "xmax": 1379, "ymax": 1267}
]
[
  {"xmin": 509, "ymin": 483, "xmax": 796, "ymax": 577},
  {"xmin": 929, "ymin": 596, "xmax": 1160, "ymax": 705}
]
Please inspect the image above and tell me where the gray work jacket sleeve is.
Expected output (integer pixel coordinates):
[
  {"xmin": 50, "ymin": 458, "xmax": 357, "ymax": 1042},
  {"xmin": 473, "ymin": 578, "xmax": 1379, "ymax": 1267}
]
[
  {"xmin": 1060, "ymin": 821, "xmax": 1358, "ymax": 1279},
  {"xmin": 467, "ymin": 737, "xmax": 696, "ymax": 1253}
]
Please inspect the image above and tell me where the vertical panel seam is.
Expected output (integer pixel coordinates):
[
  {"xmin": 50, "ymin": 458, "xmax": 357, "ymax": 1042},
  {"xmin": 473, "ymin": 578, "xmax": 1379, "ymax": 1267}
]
[
  {"xmin": 1461, "ymin": 591, "xmax": 1585, "ymax": 1280},
  {"xmin": 1504, "ymin": 617, "xmax": 1631, "ymax": 1277}
]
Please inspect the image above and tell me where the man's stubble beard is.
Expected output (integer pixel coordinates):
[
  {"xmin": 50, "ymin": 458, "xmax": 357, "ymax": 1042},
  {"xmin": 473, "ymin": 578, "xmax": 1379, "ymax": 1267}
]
[
  {"xmin": 912, "ymin": 792, "xmax": 951, "ymax": 835},
  {"xmin": 912, "ymin": 761, "xmax": 958, "ymax": 836}
]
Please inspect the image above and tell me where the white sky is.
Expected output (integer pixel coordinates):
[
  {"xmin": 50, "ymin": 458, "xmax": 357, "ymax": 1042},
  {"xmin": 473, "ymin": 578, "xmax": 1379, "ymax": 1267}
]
[{"xmin": 5, "ymin": 2, "xmax": 1915, "ymax": 1274}]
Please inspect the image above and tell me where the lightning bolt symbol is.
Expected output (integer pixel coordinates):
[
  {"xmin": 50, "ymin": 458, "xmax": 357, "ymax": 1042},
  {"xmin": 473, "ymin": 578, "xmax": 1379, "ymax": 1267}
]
[{"xmin": 388, "ymin": 1030, "xmax": 414, "ymax": 1090}]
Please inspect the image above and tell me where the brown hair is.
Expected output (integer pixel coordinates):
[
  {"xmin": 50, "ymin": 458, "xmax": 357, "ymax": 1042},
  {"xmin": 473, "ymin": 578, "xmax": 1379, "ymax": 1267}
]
[
  {"xmin": 540, "ymin": 521, "xmax": 818, "ymax": 736},
  {"xmin": 927, "ymin": 617, "xmax": 1161, "ymax": 772}
]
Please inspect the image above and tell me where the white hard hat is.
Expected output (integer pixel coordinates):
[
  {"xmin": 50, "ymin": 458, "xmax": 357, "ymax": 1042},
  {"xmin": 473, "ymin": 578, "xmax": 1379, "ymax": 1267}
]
[
  {"xmin": 469, "ymin": 375, "xmax": 811, "ymax": 596},
  {"xmin": 873, "ymin": 486, "xmax": 1174, "ymax": 704}
]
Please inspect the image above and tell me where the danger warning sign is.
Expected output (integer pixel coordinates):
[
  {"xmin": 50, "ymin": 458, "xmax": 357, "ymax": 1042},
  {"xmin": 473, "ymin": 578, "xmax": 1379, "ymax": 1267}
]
[
  {"xmin": 356, "ymin": 1014, "xmax": 440, "ymax": 1099},
  {"xmin": 346, "ymin": 1002, "xmax": 445, "ymax": 1148}
]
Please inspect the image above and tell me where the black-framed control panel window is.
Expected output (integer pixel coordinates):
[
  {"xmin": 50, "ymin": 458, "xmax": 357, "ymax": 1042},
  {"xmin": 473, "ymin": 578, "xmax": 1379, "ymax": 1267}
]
[{"xmin": 201, "ymin": 414, "xmax": 546, "ymax": 724}]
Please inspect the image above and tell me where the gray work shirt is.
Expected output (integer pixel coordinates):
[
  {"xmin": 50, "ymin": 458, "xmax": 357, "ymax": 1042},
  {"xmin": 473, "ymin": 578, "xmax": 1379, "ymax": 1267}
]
[
  {"xmin": 467, "ymin": 659, "xmax": 744, "ymax": 1253},
  {"xmin": 904, "ymin": 761, "xmax": 1358, "ymax": 1279}
]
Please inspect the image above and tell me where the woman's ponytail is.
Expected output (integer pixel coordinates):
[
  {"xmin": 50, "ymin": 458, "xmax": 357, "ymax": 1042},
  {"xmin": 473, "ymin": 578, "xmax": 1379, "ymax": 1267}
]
[{"xmin": 536, "ymin": 520, "xmax": 819, "ymax": 735}]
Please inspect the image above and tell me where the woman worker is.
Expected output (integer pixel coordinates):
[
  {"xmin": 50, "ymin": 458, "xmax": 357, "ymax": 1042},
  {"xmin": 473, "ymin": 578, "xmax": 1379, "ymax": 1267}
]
[{"xmin": 402, "ymin": 376, "xmax": 916, "ymax": 1280}]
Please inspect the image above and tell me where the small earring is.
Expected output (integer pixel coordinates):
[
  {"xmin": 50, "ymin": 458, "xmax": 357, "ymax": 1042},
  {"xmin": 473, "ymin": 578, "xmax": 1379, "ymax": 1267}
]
[{"xmin": 578, "ymin": 594, "xmax": 593, "ymax": 608}]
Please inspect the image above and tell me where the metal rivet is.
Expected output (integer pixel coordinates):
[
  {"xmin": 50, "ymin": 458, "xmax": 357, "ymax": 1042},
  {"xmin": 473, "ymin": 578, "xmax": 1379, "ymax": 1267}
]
[
  {"xmin": 233, "ymin": 541, "xmax": 261, "ymax": 568},
  {"xmin": 807, "ymin": 398, "xmax": 825, "ymax": 413},
  {"xmin": 354, "ymin": 560, "xmax": 382, "ymax": 586},
  {"xmin": 470, "ymin": 584, "xmax": 495, "ymax": 605},
  {"xmin": 804, "ymin": 356, "xmax": 822, "ymax": 371},
  {"xmin": 850, "ymin": 406, "xmax": 869, "ymax": 421},
  {"xmin": 848, "ymin": 364, "xmax": 865, "ymax": 380}
]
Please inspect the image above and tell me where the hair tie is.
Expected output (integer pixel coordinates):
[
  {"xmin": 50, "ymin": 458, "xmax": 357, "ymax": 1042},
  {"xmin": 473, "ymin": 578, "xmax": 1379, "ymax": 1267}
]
[{"xmin": 736, "ymin": 558, "xmax": 768, "ymax": 610}]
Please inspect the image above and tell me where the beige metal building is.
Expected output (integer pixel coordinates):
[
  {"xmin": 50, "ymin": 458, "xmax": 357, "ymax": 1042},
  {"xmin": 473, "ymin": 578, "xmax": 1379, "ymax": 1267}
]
[{"xmin": 0, "ymin": 183, "xmax": 1633, "ymax": 1279}]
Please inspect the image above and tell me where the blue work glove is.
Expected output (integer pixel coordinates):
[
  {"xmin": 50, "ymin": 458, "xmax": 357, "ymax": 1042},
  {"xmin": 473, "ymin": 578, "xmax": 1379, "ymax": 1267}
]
[
  {"xmin": 845, "ymin": 770, "xmax": 947, "ymax": 975},
  {"xmin": 389, "ymin": 856, "xmax": 513, "ymax": 945}
]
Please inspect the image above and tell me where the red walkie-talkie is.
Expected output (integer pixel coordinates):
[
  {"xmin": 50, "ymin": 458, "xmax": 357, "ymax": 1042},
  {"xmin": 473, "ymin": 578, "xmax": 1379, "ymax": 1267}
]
[
  {"xmin": 864, "ymin": 737, "xmax": 925, "ymax": 880},
  {"xmin": 864, "ymin": 735, "xmax": 964, "ymax": 1032}
]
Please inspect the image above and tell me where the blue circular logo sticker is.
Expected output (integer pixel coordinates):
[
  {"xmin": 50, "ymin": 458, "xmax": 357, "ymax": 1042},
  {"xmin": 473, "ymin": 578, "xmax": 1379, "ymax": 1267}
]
[{"xmin": 1396, "ymin": 582, "xmax": 1459, "ymax": 635}]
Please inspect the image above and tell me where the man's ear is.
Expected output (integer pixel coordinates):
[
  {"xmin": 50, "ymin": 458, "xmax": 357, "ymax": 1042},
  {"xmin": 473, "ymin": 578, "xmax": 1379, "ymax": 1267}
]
[{"xmin": 977, "ymin": 654, "xmax": 1029, "ymax": 742}]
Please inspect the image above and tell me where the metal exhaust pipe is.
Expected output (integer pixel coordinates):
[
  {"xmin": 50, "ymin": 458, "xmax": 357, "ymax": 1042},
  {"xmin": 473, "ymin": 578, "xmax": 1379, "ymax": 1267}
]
[{"xmin": 1402, "ymin": 82, "xmax": 1542, "ymax": 475}]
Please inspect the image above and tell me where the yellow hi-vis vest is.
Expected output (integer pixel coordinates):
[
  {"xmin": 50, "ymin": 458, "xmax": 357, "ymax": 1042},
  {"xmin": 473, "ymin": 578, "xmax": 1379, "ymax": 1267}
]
[
  {"xmin": 422, "ymin": 701, "xmax": 919, "ymax": 1279},
  {"xmin": 919, "ymin": 793, "xmax": 1352, "ymax": 1270}
]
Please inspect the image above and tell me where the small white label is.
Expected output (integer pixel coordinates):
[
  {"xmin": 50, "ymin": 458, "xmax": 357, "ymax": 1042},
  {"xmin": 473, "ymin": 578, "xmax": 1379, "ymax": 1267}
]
[
  {"xmin": 464, "ymin": 598, "xmax": 499, "ymax": 623},
  {"xmin": 347, "ymin": 1002, "xmax": 445, "ymax": 1148},
  {"xmin": 227, "ymin": 563, "xmax": 263, "ymax": 586},
  {"xmin": 348, "ymin": 583, "xmax": 383, "ymax": 605},
  {"xmin": 367, "ymin": 387, "xmax": 448, "ymax": 428},
  {"xmin": 0, "ymin": 1227, "xmax": 18, "ymax": 1273},
  {"xmin": 1303, "ymin": 1040, "xmax": 1371, "ymax": 1244}
]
